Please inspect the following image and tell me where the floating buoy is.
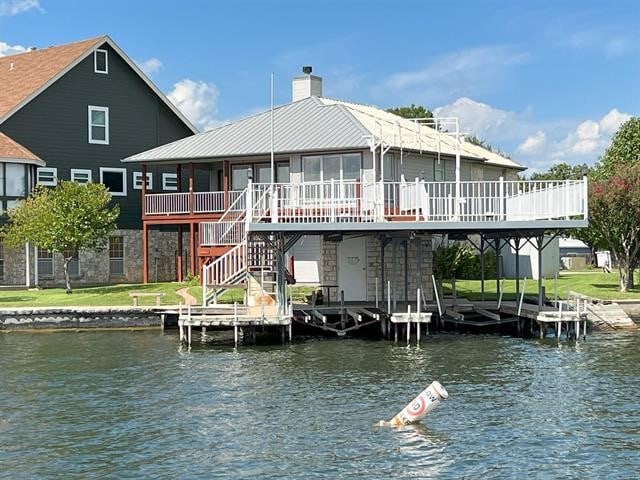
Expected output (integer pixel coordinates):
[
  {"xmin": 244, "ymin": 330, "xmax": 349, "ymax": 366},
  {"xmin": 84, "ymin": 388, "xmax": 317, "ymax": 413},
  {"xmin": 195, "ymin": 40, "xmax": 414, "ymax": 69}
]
[{"xmin": 381, "ymin": 381, "xmax": 449, "ymax": 426}]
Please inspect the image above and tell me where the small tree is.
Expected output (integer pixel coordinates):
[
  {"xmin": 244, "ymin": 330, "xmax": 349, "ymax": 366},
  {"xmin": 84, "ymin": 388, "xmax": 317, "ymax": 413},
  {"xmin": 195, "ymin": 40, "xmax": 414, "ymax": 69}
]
[
  {"xmin": 387, "ymin": 104, "xmax": 433, "ymax": 119},
  {"xmin": 589, "ymin": 163, "xmax": 640, "ymax": 292},
  {"xmin": 2, "ymin": 181, "xmax": 119, "ymax": 293}
]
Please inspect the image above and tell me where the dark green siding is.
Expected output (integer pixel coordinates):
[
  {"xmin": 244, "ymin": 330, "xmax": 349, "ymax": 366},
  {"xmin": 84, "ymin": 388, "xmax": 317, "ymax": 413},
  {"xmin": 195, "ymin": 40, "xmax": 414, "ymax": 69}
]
[{"xmin": 0, "ymin": 43, "xmax": 194, "ymax": 229}]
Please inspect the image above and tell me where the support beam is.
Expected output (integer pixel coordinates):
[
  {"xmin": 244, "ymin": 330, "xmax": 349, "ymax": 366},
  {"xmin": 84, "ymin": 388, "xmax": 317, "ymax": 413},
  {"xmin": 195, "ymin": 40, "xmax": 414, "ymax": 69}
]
[
  {"xmin": 189, "ymin": 222, "xmax": 196, "ymax": 276},
  {"xmin": 480, "ymin": 235, "xmax": 485, "ymax": 301},
  {"xmin": 223, "ymin": 160, "xmax": 230, "ymax": 210},
  {"xmin": 142, "ymin": 223, "xmax": 149, "ymax": 283},
  {"xmin": 177, "ymin": 225, "xmax": 183, "ymax": 283},
  {"xmin": 537, "ymin": 234, "xmax": 544, "ymax": 308}
]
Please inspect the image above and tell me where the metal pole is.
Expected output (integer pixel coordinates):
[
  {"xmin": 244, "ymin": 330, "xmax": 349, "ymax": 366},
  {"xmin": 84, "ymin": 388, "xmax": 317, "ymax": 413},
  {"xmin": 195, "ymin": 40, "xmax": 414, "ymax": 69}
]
[
  {"xmin": 404, "ymin": 240, "xmax": 409, "ymax": 306},
  {"xmin": 480, "ymin": 235, "xmax": 485, "ymax": 301},
  {"xmin": 454, "ymin": 119, "xmax": 461, "ymax": 219},
  {"xmin": 537, "ymin": 234, "xmax": 544, "ymax": 308},
  {"xmin": 270, "ymin": 73, "xmax": 275, "ymax": 186}
]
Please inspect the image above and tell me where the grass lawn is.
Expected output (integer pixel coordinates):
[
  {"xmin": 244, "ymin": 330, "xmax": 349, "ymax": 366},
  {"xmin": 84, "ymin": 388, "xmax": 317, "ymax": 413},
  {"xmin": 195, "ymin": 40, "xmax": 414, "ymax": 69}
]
[
  {"xmin": 0, "ymin": 282, "xmax": 186, "ymax": 308},
  {"xmin": 188, "ymin": 285, "xmax": 319, "ymax": 305},
  {"xmin": 444, "ymin": 270, "xmax": 640, "ymax": 301}
]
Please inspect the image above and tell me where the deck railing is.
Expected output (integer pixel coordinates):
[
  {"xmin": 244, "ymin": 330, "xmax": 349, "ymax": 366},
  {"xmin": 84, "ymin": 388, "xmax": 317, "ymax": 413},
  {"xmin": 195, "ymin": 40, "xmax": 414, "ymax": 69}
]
[
  {"xmin": 144, "ymin": 179, "xmax": 588, "ymax": 224},
  {"xmin": 246, "ymin": 178, "xmax": 587, "ymax": 224},
  {"xmin": 144, "ymin": 190, "xmax": 245, "ymax": 215}
]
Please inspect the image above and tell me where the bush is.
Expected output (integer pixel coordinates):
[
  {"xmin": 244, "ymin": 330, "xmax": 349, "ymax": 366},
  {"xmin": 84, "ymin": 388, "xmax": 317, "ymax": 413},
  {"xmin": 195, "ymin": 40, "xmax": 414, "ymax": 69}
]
[{"xmin": 433, "ymin": 243, "xmax": 497, "ymax": 280}]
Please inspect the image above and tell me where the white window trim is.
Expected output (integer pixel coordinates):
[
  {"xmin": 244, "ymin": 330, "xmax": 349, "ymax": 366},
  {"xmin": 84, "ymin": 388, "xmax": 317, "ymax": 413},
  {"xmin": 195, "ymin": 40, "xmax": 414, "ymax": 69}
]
[
  {"xmin": 133, "ymin": 171, "xmax": 153, "ymax": 190},
  {"xmin": 94, "ymin": 49, "xmax": 108, "ymax": 74},
  {"xmin": 88, "ymin": 106, "xmax": 109, "ymax": 145},
  {"xmin": 36, "ymin": 167, "xmax": 58, "ymax": 186},
  {"xmin": 162, "ymin": 173, "xmax": 178, "ymax": 191},
  {"xmin": 100, "ymin": 167, "xmax": 127, "ymax": 196},
  {"xmin": 37, "ymin": 250, "xmax": 54, "ymax": 277},
  {"xmin": 70, "ymin": 168, "xmax": 92, "ymax": 183}
]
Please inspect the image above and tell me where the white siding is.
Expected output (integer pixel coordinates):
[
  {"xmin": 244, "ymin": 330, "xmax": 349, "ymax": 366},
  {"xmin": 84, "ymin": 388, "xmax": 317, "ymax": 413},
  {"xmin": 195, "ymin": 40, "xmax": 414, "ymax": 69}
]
[{"xmin": 288, "ymin": 235, "xmax": 322, "ymax": 284}]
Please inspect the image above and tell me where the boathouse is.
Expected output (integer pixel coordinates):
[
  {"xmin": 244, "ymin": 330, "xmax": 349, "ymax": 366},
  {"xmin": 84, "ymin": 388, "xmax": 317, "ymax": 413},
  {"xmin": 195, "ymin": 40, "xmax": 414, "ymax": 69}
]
[{"xmin": 123, "ymin": 68, "xmax": 588, "ymax": 318}]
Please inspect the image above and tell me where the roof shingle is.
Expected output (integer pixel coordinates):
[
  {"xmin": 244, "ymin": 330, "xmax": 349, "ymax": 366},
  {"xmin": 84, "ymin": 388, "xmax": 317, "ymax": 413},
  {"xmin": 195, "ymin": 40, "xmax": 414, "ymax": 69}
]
[
  {"xmin": 0, "ymin": 36, "xmax": 105, "ymax": 120},
  {"xmin": 0, "ymin": 131, "xmax": 43, "ymax": 164}
]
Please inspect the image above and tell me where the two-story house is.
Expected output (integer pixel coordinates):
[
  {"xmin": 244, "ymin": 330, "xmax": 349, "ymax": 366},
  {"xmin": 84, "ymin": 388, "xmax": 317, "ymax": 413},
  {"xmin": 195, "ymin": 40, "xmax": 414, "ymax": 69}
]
[
  {"xmin": 124, "ymin": 69, "xmax": 588, "ymax": 310},
  {"xmin": 0, "ymin": 36, "xmax": 196, "ymax": 286}
]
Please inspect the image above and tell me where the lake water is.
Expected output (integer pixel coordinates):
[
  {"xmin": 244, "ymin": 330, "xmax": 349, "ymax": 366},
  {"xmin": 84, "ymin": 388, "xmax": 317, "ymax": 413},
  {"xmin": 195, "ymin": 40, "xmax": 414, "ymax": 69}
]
[{"xmin": 1, "ymin": 330, "xmax": 639, "ymax": 479}]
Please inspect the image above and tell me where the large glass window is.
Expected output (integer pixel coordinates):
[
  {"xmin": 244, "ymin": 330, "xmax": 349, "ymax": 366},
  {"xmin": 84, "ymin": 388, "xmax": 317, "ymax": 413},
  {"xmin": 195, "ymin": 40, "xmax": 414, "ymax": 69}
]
[
  {"xmin": 277, "ymin": 163, "xmax": 290, "ymax": 183},
  {"xmin": 255, "ymin": 164, "xmax": 271, "ymax": 183},
  {"xmin": 382, "ymin": 154, "xmax": 396, "ymax": 181},
  {"xmin": 109, "ymin": 236, "xmax": 124, "ymax": 276},
  {"xmin": 100, "ymin": 167, "xmax": 127, "ymax": 196},
  {"xmin": 0, "ymin": 165, "xmax": 4, "ymax": 196},
  {"xmin": 302, "ymin": 153, "xmax": 362, "ymax": 182},
  {"xmin": 6, "ymin": 163, "xmax": 26, "ymax": 197},
  {"xmin": 434, "ymin": 159, "xmax": 445, "ymax": 181},
  {"xmin": 231, "ymin": 165, "xmax": 250, "ymax": 190}
]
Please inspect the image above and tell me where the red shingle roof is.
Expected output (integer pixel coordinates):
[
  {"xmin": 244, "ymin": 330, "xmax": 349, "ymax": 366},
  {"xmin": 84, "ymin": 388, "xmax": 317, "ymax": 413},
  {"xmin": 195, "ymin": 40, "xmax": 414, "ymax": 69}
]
[
  {"xmin": 0, "ymin": 36, "xmax": 105, "ymax": 120},
  {"xmin": 0, "ymin": 131, "xmax": 43, "ymax": 164}
]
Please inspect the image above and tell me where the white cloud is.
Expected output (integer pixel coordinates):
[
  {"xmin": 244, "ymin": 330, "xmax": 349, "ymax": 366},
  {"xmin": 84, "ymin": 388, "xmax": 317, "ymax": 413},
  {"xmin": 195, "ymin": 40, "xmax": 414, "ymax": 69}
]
[
  {"xmin": 434, "ymin": 97, "xmax": 520, "ymax": 140},
  {"xmin": 136, "ymin": 57, "xmax": 163, "ymax": 76},
  {"xmin": 0, "ymin": 40, "xmax": 26, "ymax": 56},
  {"xmin": 373, "ymin": 46, "xmax": 529, "ymax": 105},
  {"xmin": 0, "ymin": 0, "xmax": 42, "ymax": 16},
  {"xmin": 599, "ymin": 108, "xmax": 631, "ymax": 136},
  {"xmin": 561, "ymin": 26, "xmax": 639, "ymax": 58},
  {"xmin": 517, "ymin": 131, "xmax": 546, "ymax": 154},
  {"xmin": 167, "ymin": 79, "xmax": 221, "ymax": 132}
]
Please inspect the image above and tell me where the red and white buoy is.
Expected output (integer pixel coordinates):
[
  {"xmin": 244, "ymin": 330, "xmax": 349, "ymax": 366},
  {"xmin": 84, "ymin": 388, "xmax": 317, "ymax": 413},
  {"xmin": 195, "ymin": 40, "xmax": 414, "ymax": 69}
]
[{"xmin": 382, "ymin": 381, "xmax": 449, "ymax": 426}]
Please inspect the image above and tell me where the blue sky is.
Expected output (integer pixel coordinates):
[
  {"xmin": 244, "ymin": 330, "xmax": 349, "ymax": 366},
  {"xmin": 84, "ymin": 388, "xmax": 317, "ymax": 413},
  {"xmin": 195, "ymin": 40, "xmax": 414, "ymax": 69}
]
[{"xmin": 1, "ymin": 0, "xmax": 638, "ymax": 172}]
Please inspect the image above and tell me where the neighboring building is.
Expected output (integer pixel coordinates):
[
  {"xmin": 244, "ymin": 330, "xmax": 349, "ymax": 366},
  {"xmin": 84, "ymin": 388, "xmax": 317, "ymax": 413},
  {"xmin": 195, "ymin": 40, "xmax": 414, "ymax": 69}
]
[
  {"xmin": 124, "ymin": 68, "xmax": 588, "ymax": 307},
  {"xmin": 559, "ymin": 237, "xmax": 592, "ymax": 270},
  {"xmin": 0, "ymin": 36, "xmax": 196, "ymax": 286}
]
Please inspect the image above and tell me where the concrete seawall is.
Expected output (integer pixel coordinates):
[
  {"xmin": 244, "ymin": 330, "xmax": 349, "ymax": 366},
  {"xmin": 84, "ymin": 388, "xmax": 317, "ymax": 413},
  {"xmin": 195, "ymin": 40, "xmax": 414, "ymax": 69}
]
[{"xmin": 0, "ymin": 307, "xmax": 165, "ymax": 331}]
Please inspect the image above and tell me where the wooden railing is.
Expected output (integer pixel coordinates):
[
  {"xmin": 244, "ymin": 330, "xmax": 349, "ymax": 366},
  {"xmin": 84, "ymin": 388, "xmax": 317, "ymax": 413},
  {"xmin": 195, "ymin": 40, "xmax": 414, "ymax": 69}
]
[{"xmin": 144, "ymin": 190, "xmax": 244, "ymax": 215}]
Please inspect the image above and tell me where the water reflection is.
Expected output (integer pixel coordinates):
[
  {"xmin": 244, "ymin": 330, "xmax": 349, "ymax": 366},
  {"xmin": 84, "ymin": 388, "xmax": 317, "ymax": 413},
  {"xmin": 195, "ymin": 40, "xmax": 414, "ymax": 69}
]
[{"xmin": 1, "ymin": 331, "xmax": 638, "ymax": 479}]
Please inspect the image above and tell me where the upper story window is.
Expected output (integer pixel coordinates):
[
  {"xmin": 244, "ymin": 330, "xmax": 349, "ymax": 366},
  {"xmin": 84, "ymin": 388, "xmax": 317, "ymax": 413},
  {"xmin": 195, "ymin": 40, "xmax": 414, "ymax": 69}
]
[
  {"xmin": 162, "ymin": 173, "xmax": 178, "ymax": 191},
  {"xmin": 434, "ymin": 159, "xmax": 445, "ymax": 181},
  {"xmin": 133, "ymin": 172, "xmax": 153, "ymax": 190},
  {"xmin": 94, "ymin": 49, "xmax": 108, "ymax": 74},
  {"xmin": 5, "ymin": 163, "xmax": 26, "ymax": 196},
  {"xmin": 302, "ymin": 153, "xmax": 361, "ymax": 182},
  {"xmin": 100, "ymin": 167, "xmax": 127, "ymax": 196},
  {"xmin": 71, "ymin": 169, "xmax": 92, "ymax": 184},
  {"xmin": 37, "ymin": 167, "xmax": 58, "ymax": 186},
  {"xmin": 88, "ymin": 106, "xmax": 109, "ymax": 145}
]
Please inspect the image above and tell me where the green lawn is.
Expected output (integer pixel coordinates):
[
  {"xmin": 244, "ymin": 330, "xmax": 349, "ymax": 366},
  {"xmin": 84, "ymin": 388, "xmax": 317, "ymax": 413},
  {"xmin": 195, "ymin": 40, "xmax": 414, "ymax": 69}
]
[
  {"xmin": 0, "ymin": 282, "xmax": 185, "ymax": 308},
  {"xmin": 443, "ymin": 270, "xmax": 640, "ymax": 301},
  {"xmin": 0, "ymin": 272, "xmax": 636, "ymax": 308}
]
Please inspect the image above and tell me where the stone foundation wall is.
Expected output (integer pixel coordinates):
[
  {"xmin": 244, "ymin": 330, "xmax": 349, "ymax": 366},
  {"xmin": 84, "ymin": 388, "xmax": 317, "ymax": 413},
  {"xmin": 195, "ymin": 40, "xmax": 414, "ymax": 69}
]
[
  {"xmin": 0, "ymin": 307, "xmax": 163, "ymax": 330},
  {"xmin": 319, "ymin": 234, "xmax": 433, "ymax": 302},
  {"xmin": 1, "ymin": 229, "xmax": 192, "ymax": 287}
]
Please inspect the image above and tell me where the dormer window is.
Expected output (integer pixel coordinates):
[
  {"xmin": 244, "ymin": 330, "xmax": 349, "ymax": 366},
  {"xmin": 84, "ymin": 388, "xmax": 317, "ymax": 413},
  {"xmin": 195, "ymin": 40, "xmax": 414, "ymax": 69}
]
[{"xmin": 94, "ymin": 49, "xmax": 108, "ymax": 74}]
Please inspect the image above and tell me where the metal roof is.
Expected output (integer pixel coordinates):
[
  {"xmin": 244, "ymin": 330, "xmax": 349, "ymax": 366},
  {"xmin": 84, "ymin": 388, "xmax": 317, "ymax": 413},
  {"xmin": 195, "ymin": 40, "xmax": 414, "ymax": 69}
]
[
  {"xmin": 124, "ymin": 96, "xmax": 524, "ymax": 170},
  {"xmin": 124, "ymin": 97, "xmax": 369, "ymax": 162}
]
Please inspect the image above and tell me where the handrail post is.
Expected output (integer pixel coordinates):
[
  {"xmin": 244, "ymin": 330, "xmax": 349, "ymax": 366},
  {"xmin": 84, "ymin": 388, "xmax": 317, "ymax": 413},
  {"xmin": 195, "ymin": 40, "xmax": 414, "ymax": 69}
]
[
  {"xmin": 583, "ymin": 175, "xmax": 588, "ymax": 220},
  {"xmin": 245, "ymin": 182, "xmax": 253, "ymax": 228},
  {"xmin": 415, "ymin": 177, "xmax": 420, "ymax": 221},
  {"xmin": 188, "ymin": 163, "xmax": 194, "ymax": 214},
  {"xmin": 499, "ymin": 176, "xmax": 505, "ymax": 220}
]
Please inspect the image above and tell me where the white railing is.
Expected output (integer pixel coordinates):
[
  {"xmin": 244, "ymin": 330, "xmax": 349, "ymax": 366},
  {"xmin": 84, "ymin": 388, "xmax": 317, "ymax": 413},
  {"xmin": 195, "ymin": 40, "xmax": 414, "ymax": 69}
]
[
  {"xmin": 144, "ymin": 192, "xmax": 190, "ymax": 215},
  {"xmin": 202, "ymin": 241, "xmax": 247, "ymax": 304},
  {"xmin": 246, "ymin": 178, "xmax": 587, "ymax": 225},
  {"xmin": 144, "ymin": 190, "xmax": 245, "ymax": 215},
  {"xmin": 200, "ymin": 221, "xmax": 245, "ymax": 246}
]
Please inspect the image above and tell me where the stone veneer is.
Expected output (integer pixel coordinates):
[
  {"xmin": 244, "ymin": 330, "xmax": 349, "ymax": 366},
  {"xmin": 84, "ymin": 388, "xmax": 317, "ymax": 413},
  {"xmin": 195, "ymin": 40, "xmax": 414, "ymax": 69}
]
[
  {"xmin": 0, "ymin": 229, "xmax": 192, "ymax": 287},
  {"xmin": 320, "ymin": 234, "xmax": 433, "ymax": 303}
]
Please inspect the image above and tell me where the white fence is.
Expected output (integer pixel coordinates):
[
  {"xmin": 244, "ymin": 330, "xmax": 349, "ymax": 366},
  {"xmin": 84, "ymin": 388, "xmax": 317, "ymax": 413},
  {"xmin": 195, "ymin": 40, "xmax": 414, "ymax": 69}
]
[{"xmin": 200, "ymin": 221, "xmax": 245, "ymax": 246}]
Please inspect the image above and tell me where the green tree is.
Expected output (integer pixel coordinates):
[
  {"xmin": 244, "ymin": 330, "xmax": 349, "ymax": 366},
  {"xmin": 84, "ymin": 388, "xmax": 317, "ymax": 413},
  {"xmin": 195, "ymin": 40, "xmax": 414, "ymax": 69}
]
[
  {"xmin": 2, "ymin": 181, "xmax": 119, "ymax": 293},
  {"xmin": 589, "ymin": 163, "xmax": 640, "ymax": 292},
  {"xmin": 387, "ymin": 104, "xmax": 433, "ymax": 119},
  {"xmin": 597, "ymin": 117, "xmax": 640, "ymax": 179},
  {"xmin": 529, "ymin": 162, "xmax": 586, "ymax": 181},
  {"xmin": 465, "ymin": 135, "xmax": 512, "ymax": 159}
]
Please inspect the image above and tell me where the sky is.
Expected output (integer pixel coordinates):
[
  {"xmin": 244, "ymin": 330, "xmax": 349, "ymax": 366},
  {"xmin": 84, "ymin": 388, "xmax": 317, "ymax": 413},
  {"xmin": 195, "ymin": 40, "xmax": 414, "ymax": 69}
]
[{"xmin": 0, "ymin": 0, "xmax": 638, "ymax": 172}]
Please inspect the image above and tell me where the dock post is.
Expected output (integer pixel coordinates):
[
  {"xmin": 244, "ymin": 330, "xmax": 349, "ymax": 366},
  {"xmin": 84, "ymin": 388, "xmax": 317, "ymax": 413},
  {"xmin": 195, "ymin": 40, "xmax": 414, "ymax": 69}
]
[
  {"xmin": 201, "ymin": 326, "xmax": 206, "ymax": 340},
  {"xmin": 179, "ymin": 321, "xmax": 184, "ymax": 343},
  {"xmin": 557, "ymin": 321, "xmax": 561, "ymax": 340},
  {"xmin": 416, "ymin": 288, "xmax": 421, "ymax": 344},
  {"xmin": 234, "ymin": 324, "xmax": 238, "ymax": 348},
  {"xmin": 187, "ymin": 324, "xmax": 192, "ymax": 346},
  {"xmin": 288, "ymin": 323, "xmax": 292, "ymax": 343},
  {"xmin": 340, "ymin": 290, "xmax": 346, "ymax": 331},
  {"xmin": 539, "ymin": 321, "xmax": 543, "ymax": 339},
  {"xmin": 375, "ymin": 277, "xmax": 379, "ymax": 310},
  {"xmin": 407, "ymin": 304, "xmax": 411, "ymax": 346}
]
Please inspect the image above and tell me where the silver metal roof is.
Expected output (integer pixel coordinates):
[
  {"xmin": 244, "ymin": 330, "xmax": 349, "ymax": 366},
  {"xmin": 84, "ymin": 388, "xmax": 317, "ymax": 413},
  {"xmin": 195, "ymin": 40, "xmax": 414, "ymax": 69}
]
[
  {"xmin": 124, "ymin": 96, "xmax": 523, "ymax": 170},
  {"xmin": 123, "ymin": 97, "xmax": 369, "ymax": 162}
]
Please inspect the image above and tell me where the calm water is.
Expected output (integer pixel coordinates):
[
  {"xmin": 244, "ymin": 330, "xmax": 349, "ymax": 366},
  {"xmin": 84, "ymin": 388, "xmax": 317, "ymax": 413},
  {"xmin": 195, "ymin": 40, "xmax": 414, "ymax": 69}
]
[{"xmin": 1, "ymin": 330, "xmax": 639, "ymax": 479}]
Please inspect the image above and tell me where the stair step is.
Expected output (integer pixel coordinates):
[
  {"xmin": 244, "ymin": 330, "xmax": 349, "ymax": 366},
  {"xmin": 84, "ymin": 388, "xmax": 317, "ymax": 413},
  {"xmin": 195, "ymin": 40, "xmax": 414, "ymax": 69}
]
[{"xmin": 211, "ymin": 283, "xmax": 248, "ymax": 289}]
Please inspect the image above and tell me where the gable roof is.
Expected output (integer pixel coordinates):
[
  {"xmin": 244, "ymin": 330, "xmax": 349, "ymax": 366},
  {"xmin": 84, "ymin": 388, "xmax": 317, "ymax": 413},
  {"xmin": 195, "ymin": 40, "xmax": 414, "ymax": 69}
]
[
  {"xmin": 124, "ymin": 96, "xmax": 524, "ymax": 170},
  {"xmin": 0, "ymin": 35, "xmax": 197, "ymax": 133},
  {"xmin": 0, "ymin": 132, "xmax": 44, "ymax": 165}
]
